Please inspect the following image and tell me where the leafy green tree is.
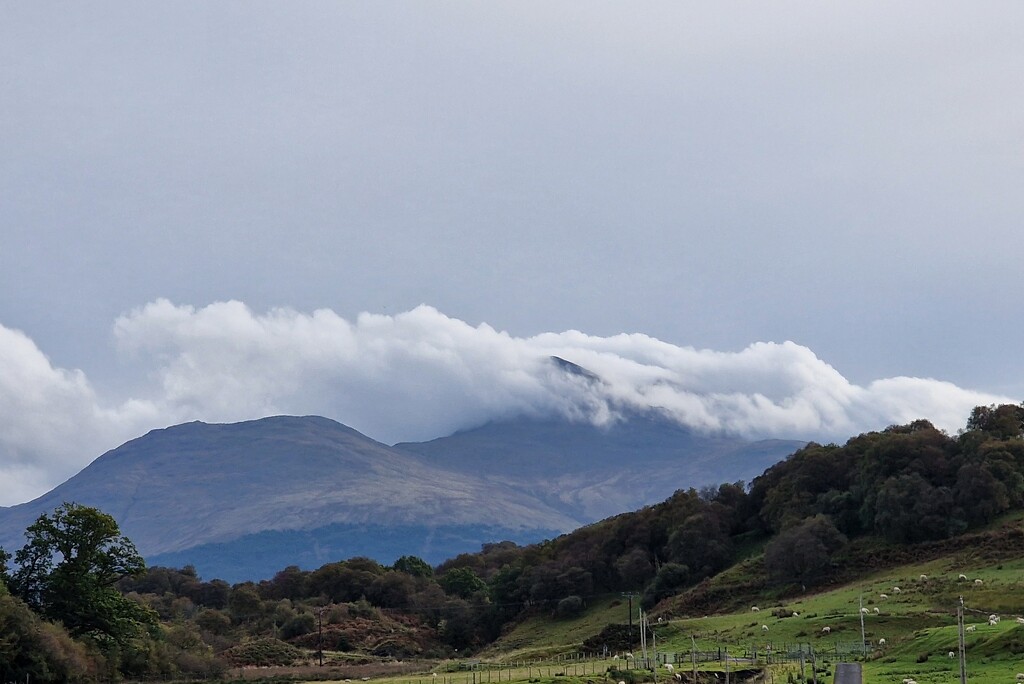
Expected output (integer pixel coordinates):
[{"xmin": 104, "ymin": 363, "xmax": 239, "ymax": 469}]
[
  {"xmin": 640, "ymin": 562, "xmax": 689, "ymax": 609},
  {"xmin": 439, "ymin": 566, "xmax": 487, "ymax": 599},
  {"xmin": 9, "ymin": 502, "xmax": 153, "ymax": 650},
  {"xmin": 763, "ymin": 514, "xmax": 846, "ymax": 585},
  {"xmin": 393, "ymin": 554, "xmax": 434, "ymax": 577}
]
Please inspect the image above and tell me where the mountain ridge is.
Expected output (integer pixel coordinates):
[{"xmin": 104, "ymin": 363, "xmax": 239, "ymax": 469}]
[{"xmin": 0, "ymin": 413, "xmax": 803, "ymax": 582}]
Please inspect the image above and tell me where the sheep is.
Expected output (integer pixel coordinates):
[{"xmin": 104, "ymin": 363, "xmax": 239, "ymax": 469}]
[
  {"xmin": 860, "ymin": 607, "xmax": 870, "ymax": 614},
  {"xmin": 919, "ymin": 574, "xmax": 928, "ymax": 580},
  {"xmin": 948, "ymin": 651, "xmax": 955, "ymax": 658},
  {"xmin": 974, "ymin": 578, "xmax": 984, "ymax": 585},
  {"xmin": 751, "ymin": 606, "xmax": 760, "ymax": 612},
  {"xmin": 665, "ymin": 664, "xmax": 674, "ymax": 672},
  {"xmin": 612, "ymin": 655, "xmax": 619, "ymax": 661},
  {"xmin": 1015, "ymin": 674, "xmax": 1024, "ymax": 681},
  {"xmin": 966, "ymin": 625, "xmax": 977, "ymax": 632},
  {"xmin": 989, "ymin": 614, "xmax": 999, "ymax": 623},
  {"xmin": 822, "ymin": 626, "xmax": 831, "ymax": 634},
  {"xmin": 792, "ymin": 612, "xmax": 800, "ymax": 617},
  {"xmin": 674, "ymin": 674, "xmax": 682, "ymax": 682},
  {"xmin": 892, "ymin": 586, "xmax": 901, "ymax": 594},
  {"xmin": 873, "ymin": 607, "xmax": 880, "ymax": 614},
  {"xmin": 879, "ymin": 593, "xmax": 889, "ymax": 599},
  {"xmin": 958, "ymin": 573, "xmax": 968, "ymax": 580},
  {"xmin": 762, "ymin": 624, "xmax": 769, "ymax": 631},
  {"xmin": 625, "ymin": 653, "xmax": 634, "ymax": 659},
  {"xmin": 878, "ymin": 638, "xmax": 886, "ymax": 646},
  {"xmin": 658, "ymin": 617, "xmax": 664, "ymax": 623},
  {"xmin": 1016, "ymin": 617, "xmax": 1024, "ymax": 624},
  {"xmin": 989, "ymin": 618, "xmax": 999, "ymax": 626}
]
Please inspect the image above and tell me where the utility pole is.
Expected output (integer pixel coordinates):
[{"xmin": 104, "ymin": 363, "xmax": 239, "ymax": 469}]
[
  {"xmin": 859, "ymin": 593, "xmax": 866, "ymax": 657},
  {"xmin": 622, "ymin": 593, "xmax": 638, "ymax": 651},
  {"xmin": 316, "ymin": 606, "xmax": 324, "ymax": 667},
  {"xmin": 690, "ymin": 635, "xmax": 697, "ymax": 683},
  {"xmin": 957, "ymin": 596, "xmax": 967, "ymax": 684}
]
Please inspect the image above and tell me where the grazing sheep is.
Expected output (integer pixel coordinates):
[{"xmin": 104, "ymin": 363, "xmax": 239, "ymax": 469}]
[
  {"xmin": 919, "ymin": 574, "xmax": 928, "ymax": 580},
  {"xmin": 878, "ymin": 638, "xmax": 886, "ymax": 646},
  {"xmin": 948, "ymin": 651, "xmax": 955, "ymax": 658},
  {"xmin": 974, "ymin": 578, "xmax": 983, "ymax": 585},
  {"xmin": 1016, "ymin": 617, "xmax": 1024, "ymax": 624},
  {"xmin": 958, "ymin": 573, "xmax": 968, "ymax": 580},
  {"xmin": 880, "ymin": 593, "xmax": 889, "ymax": 599},
  {"xmin": 822, "ymin": 626, "xmax": 831, "ymax": 634},
  {"xmin": 989, "ymin": 614, "xmax": 999, "ymax": 622},
  {"xmin": 612, "ymin": 656, "xmax": 619, "ymax": 661},
  {"xmin": 966, "ymin": 625, "xmax": 977, "ymax": 632},
  {"xmin": 873, "ymin": 607, "xmax": 880, "ymax": 614},
  {"xmin": 762, "ymin": 624, "xmax": 769, "ymax": 631},
  {"xmin": 751, "ymin": 606, "xmax": 760, "ymax": 612},
  {"xmin": 860, "ymin": 607, "xmax": 870, "ymax": 614},
  {"xmin": 674, "ymin": 674, "xmax": 682, "ymax": 682},
  {"xmin": 625, "ymin": 653, "xmax": 634, "ymax": 659},
  {"xmin": 892, "ymin": 586, "xmax": 901, "ymax": 594},
  {"xmin": 1015, "ymin": 674, "xmax": 1024, "ymax": 681},
  {"xmin": 665, "ymin": 664, "xmax": 674, "ymax": 672},
  {"xmin": 792, "ymin": 612, "xmax": 800, "ymax": 617},
  {"xmin": 658, "ymin": 617, "xmax": 663, "ymax": 623},
  {"xmin": 989, "ymin": 618, "xmax": 998, "ymax": 626}
]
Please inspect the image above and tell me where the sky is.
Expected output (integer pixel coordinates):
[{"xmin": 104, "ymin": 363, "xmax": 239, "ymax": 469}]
[{"xmin": 1, "ymin": 2, "xmax": 1023, "ymax": 506}]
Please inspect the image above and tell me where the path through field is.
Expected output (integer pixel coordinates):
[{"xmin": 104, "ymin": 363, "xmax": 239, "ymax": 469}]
[{"xmin": 833, "ymin": 662, "xmax": 861, "ymax": 684}]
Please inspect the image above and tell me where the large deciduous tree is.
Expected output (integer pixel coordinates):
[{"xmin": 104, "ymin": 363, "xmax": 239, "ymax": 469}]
[{"xmin": 9, "ymin": 502, "xmax": 152, "ymax": 649}]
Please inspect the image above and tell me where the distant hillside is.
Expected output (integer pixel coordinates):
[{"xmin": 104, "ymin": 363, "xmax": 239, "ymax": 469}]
[
  {"xmin": 0, "ymin": 411, "xmax": 802, "ymax": 582},
  {"xmin": 397, "ymin": 414, "xmax": 802, "ymax": 521}
]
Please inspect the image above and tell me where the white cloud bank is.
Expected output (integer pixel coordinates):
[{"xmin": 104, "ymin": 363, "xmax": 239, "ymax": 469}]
[{"xmin": 0, "ymin": 300, "xmax": 1012, "ymax": 506}]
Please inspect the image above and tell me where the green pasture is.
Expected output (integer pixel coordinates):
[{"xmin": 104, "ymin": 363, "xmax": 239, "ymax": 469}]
[{"xmin": 308, "ymin": 554, "xmax": 1024, "ymax": 684}]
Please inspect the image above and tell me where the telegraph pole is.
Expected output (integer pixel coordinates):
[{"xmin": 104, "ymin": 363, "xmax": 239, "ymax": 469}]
[
  {"xmin": 957, "ymin": 597, "xmax": 967, "ymax": 684},
  {"xmin": 859, "ymin": 594, "xmax": 866, "ymax": 657},
  {"xmin": 622, "ymin": 592, "xmax": 638, "ymax": 651}
]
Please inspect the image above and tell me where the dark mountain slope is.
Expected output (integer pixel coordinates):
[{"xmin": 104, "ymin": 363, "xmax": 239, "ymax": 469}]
[{"xmin": 397, "ymin": 413, "xmax": 803, "ymax": 520}]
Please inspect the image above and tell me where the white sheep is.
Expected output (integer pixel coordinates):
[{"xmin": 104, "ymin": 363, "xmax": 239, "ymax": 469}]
[
  {"xmin": 878, "ymin": 638, "xmax": 886, "ymax": 646},
  {"xmin": 625, "ymin": 653, "xmax": 633, "ymax": 659},
  {"xmin": 873, "ymin": 607, "xmax": 880, "ymax": 614},
  {"xmin": 612, "ymin": 655, "xmax": 619, "ymax": 661},
  {"xmin": 966, "ymin": 625, "xmax": 977, "ymax": 632},
  {"xmin": 658, "ymin": 617, "xmax": 663, "ymax": 623},
  {"xmin": 860, "ymin": 607, "xmax": 869, "ymax": 614},
  {"xmin": 948, "ymin": 651, "xmax": 955, "ymax": 658},
  {"xmin": 792, "ymin": 612, "xmax": 799, "ymax": 617},
  {"xmin": 989, "ymin": 613, "xmax": 999, "ymax": 622},
  {"xmin": 762, "ymin": 624, "xmax": 769, "ymax": 631},
  {"xmin": 958, "ymin": 573, "xmax": 968, "ymax": 580},
  {"xmin": 989, "ymin": 618, "xmax": 998, "ymax": 626},
  {"xmin": 674, "ymin": 674, "xmax": 682, "ymax": 682},
  {"xmin": 1016, "ymin": 617, "xmax": 1024, "ymax": 624},
  {"xmin": 892, "ymin": 586, "xmax": 901, "ymax": 594},
  {"xmin": 919, "ymin": 574, "xmax": 928, "ymax": 580},
  {"xmin": 665, "ymin": 664, "xmax": 674, "ymax": 672},
  {"xmin": 975, "ymin": 578, "xmax": 983, "ymax": 585},
  {"xmin": 879, "ymin": 593, "xmax": 889, "ymax": 599},
  {"xmin": 751, "ymin": 606, "xmax": 760, "ymax": 612},
  {"xmin": 1015, "ymin": 674, "xmax": 1024, "ymax": 681},
  {"xmin": 822, "ymin": 626, "xmax": 831, "ymax": 634}
]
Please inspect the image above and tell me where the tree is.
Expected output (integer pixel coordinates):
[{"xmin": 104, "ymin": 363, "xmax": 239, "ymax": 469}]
[
  {"xmin": 9, "ymin": 502, "xmax": 152, "ymax": 649},
  {"xmin": 764, "ymin": 515, "xmax": 846, "ymax": 585}
]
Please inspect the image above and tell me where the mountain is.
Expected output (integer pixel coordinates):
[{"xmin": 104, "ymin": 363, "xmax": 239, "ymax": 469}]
[
  {"xmin": 0, "ymin": 414, "xmax": 802, "ymax": 583},
  {"xmin": 396, "ymin": 413, "xmax": 803, "ymax": 522}
]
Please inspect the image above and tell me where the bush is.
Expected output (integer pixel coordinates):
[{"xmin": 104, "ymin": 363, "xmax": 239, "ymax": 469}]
[
  {"xmin": 555, "ymin": 595, "xmax": 585, "ymax": 619},
  {"xmin": 223, "ymin": 638, "xmax": 303, "ymax": 666}
]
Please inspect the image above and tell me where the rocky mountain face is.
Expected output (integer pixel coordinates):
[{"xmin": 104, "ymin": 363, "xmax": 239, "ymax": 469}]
[{"xmin": 0, "ymin": 414, "xmax": 802, "ymax": 582}]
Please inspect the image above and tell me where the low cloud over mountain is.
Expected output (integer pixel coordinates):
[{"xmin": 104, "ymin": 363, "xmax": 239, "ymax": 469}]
[{"xmin": 0, "ymin": 300, "xmax": 1010, "ymax": 506}]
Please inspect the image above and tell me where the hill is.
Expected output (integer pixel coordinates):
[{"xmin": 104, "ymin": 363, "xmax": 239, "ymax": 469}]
[{"xmin": 0, "ymin": 412, "xmax": 800, "ymax": 582}]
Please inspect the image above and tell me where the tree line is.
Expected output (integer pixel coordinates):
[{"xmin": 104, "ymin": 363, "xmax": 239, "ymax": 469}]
[{"xmin": 2, "ymin": 403, "xmax": 1022, "ymax": 682}]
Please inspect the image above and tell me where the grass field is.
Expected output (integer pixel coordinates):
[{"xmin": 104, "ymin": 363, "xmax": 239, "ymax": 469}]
[{"xmin": 306, "ymin": 521, "xmax": 1024, "ymax": 684}]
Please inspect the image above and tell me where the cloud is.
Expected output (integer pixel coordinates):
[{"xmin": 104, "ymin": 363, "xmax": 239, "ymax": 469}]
[{"xmin": 0, "ymin": 300, "xmax": 1013, "ymax": 506}]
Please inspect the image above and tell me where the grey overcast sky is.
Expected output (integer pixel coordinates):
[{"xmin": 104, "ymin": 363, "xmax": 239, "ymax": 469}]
[{"xmin": 1, "ymin": 2, "xmax": 1023, "ymax": 505}]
